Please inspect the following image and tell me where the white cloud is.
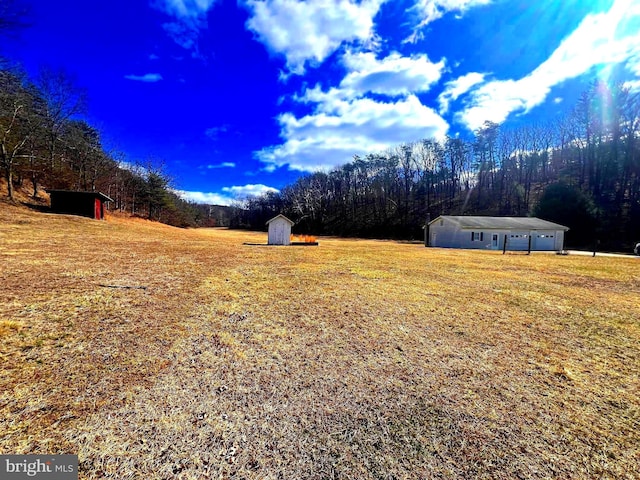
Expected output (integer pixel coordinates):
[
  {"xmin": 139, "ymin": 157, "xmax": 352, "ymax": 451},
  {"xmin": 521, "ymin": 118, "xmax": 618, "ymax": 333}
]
[
  {"xmin": 205, "ymin": 125, "xmax": 230, "ymax": 139},
  {"xmin": 406, "ymin": 0, "xmax": 491, "ymax": 43},
  {"xmin": 205, "ymin": 162, "xmax": 235, "ymax": 169},
  {"xmin": 222, "ymin": 184, "xmax": 280, "ymax": 198},
  {"xmin": 153, "ymin": 0, "xmax": 219, "ymax": 51},
  {"xmin": 340, "ymin": 51, "xmax": 445, "ymax": 96},
  {"xmin": 156, "ymin": 0, "xmax": 218, "ymax": 18},
  {"xmin": 124, "ymin": 73, "xmax": 163, "ymax": 82},
  {"xmin": 176, "ymin": 190, "xmax": 235, "ymax": 205},
  {"xmin": 437, "ymin": 72, "xmax": 485, "ymax": 113},
  {"xmin": 256, "ymin": 95, "xmax": 448, "ymax": 171},
  {"xmin": 623, "ymin": 79, "xmax": 640, "ymax": 91},
  {"xmin": 162, "ymin": 22, "xmax": 199, "ymax": 50},
  {"xmin": 624, "ymin": 49, "xmax": 640, "ymax": 91},
  {"xmin": 459, "ymin": 0, "xmax": 640, "ymax": 130},
  {"xmin": 242, "ymin": 0, "xmax": 386, "ymax": 74},
  {"xmin": 176, "ymin": 183, "xmax": 279, "ymax": 205},
  {"xmin": 257, "ymin": 47, "xmax": 449, "ymax": 172}
]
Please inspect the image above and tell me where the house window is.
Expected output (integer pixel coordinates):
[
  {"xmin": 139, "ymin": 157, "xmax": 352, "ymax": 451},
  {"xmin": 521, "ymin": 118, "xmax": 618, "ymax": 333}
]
[
  {"xmin": 440, "ymin": 220, "xmax": 444, "ymax": 226},
  {"xmin": 471, "ymin": 232, "xmax": 483, "ymax": 241}
]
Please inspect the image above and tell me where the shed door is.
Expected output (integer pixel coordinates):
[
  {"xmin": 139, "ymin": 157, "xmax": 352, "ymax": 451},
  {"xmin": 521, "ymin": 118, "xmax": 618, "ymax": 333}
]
[
  {"xmin": 94, "ymin": 199, "xmax": 101, "ymax": 220},
  {"xmin": 276, "ymin": 223, "xmax": 285, "ymax": 244}
]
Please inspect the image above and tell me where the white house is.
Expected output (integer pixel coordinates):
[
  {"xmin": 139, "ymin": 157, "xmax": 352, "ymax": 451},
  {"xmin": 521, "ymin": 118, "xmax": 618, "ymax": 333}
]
[
  {"xmin": 266, "ymin": 214, "xmax": 294, "ymax": 245},
  {"xmin": 427, "ymin": 216, "xmax": 569, "ymax": 251}
]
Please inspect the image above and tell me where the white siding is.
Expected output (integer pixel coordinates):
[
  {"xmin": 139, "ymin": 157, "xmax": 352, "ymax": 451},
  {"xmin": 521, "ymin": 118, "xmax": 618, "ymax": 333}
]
[
  {"xmin": 429, "ymin": 218, "xmax": 565, "ymax": 251},
  {"xmin": 429, "ymin": 219, "xmax": 498, "ymax": 250},
  {"xmin": 267, "ymin": 218, "xmax": 292, "ymax": 245}
]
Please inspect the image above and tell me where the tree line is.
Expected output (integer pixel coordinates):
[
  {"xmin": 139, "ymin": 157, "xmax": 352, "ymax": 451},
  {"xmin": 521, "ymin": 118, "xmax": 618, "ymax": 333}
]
[
  {"xmin": 232, "ymin": 81, "xmax": 640, "ymax": 250},
  {"xmin": 2, "ymin": 0, "xmax": 638, "ymax": 250},
  {"xmin": 0, "ymin": 65, "xmax": 231, "ymax": 227},
  {"xmin": 1, "ymin": 3, "xmax": 230, "ymax": 227}
]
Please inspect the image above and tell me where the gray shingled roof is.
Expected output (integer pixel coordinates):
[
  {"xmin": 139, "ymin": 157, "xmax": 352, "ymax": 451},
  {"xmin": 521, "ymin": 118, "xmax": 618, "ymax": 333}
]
[{"xmin": 431, "ymin": 216, "xmax": 569, "ymax": 231}]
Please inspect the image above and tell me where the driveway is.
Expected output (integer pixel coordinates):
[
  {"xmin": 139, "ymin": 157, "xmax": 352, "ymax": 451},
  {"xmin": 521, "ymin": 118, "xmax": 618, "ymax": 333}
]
[{"xmin": 565, "ymin": 250, "xmax": 639, "ymax": 259}]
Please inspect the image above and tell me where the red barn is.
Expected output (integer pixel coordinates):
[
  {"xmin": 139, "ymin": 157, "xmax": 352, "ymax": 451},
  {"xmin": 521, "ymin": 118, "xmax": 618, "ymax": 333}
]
[{"xmin": 47, "ymin": 190, "xmax": 113, "ymax": 220}]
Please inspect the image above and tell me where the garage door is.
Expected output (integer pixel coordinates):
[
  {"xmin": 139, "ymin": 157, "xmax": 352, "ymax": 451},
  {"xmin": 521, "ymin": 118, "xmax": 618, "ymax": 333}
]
[
  {"xmin": 507, "ymin": 232, "xmax": 529, "ymax": 250},
  {"xmin": 533, "ymin": 231, "xmax": 556, "ymax": 250}
]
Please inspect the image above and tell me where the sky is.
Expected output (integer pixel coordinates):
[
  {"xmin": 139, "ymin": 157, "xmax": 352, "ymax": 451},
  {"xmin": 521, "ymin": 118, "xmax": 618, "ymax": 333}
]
[{"xmin": 4, "ymin": 0, "xmax": 640, "ymax": 205}]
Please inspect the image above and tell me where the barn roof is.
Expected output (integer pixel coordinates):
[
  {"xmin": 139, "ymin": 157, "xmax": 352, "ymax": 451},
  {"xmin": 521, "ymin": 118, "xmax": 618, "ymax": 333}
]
[
  {"xmin": 430, "ymin": 216, "xmax": 569, "ymax": 231},
  {"xmin": 47, "ymin": 190, "xmax": 114, "ymax": 203},
  {"xmin": 266, "ymin": 214, "xmax": 294, "ymax": 226}
]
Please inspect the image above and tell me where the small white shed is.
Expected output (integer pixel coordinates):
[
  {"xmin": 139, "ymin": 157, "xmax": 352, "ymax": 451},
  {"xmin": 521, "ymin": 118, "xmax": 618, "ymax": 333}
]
[{"xmin": 266, "ymin": 214, "xmax": 294, "ymax": 245}]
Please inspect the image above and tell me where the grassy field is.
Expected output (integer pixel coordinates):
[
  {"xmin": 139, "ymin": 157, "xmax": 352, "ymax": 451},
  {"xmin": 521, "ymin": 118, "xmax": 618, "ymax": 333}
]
[{"xmin": 1, "ymin": 202, "xmax": 639, "ymax": 479}]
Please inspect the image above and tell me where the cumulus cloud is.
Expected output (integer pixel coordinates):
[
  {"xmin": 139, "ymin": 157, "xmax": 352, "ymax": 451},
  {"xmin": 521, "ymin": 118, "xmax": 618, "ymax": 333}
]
[
  {"xmin": 256, "ymin": 47, "xmax": 449, "ymax": 172},
  {"xmin": 458, "ymin": 0, "xmax": 640, "ymax": 130},
  {"xmin": 242, "ymin": 0, "xmax": 385, "ymax": 74},
  {"xmin": 177, "ymin": 183, "xmax": 279, "ymax": 205},
  {"xmin": 256, "ymin": 95, "xmax": 448, "ymax": 171},
  {"xmin": 339, "ymin": 51, "xmax": 445, "ymax": 96},
  {"xmin": 222, "ymin": 184, "xmax": 280, "ymax": 198},
  {"xmin": 176, "ymin": 190, "xmax": 235, "ymax": 205},
  {"xmin": 124, "ymin": 73, "xmax": 163, "ymax": 82},
  {"xmin": 437, "ymin": 72, "xmax": 485, "ymax": 113},
  {"xmin": 406, "ymin": 0, "xmax": 491, "ymax": 42},
  {"xmin": 153, "ymin": 0, "xmax": 219, "ymax": 51}
]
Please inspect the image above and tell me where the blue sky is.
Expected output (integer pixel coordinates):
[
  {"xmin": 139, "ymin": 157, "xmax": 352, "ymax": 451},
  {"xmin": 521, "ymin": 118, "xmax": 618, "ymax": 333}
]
[{"xmin": 5, "ymin": 0, "xmax": 640, "ymax": 205}]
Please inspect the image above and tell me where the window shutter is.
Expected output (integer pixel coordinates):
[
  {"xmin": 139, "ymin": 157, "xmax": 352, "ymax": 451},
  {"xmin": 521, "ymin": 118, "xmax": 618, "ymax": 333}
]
[
  {"xmin": 480, "ymin": 232, "xmax": 484, "ymax": 241},
  {"xmin": 471, "ymin": 231, "xmax": 474, "ymax": 241}
]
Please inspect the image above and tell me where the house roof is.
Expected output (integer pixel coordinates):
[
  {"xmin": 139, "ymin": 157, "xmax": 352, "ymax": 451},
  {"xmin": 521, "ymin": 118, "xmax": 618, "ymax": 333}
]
[
  {"xmin": 430, "ymin": 215, "xmax": 569, "ymax": 231},
  {"xmin": 265, "ymin": 214, "xmax": 294, "ymax": 226},
  {"xmin": 47, "ymin": 190, "xmax": 114, "ymax": 203}
]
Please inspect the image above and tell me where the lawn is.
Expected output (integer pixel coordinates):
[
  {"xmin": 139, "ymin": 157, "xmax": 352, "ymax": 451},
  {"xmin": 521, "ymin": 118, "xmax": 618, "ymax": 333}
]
[{"xmin": 1, "ymin": 203, "xmax": 638, "ymax": 479}]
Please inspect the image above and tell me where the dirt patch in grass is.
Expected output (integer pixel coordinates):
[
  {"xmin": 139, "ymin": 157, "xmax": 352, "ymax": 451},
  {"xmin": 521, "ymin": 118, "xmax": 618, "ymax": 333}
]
[{"xmin": 1, "ymin": 202, "xmax": 639, "ymax": 479}]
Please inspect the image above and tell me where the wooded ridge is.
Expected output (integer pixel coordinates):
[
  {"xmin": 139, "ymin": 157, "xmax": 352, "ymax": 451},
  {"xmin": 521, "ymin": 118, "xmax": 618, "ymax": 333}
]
[
  {"xmin": 1, "ymin": 63, "xmax": 639, "ymax": 250},
  {"xmin": 231, "ymin": 82, "xmax": 640, "ymax": 251}
]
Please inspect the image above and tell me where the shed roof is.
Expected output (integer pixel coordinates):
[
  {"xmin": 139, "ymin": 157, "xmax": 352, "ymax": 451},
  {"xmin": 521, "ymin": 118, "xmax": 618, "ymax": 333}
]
[
  {"xmin": 265, "ymin": 214, "xmax": 294, "ymax": 226},
  {"xmin": 430, "ymin": 215, "xmax": 569, "ymax": 231},
  {"xmin": 47, "ymin": 190, "xmax": 114, "ymax": 203}
]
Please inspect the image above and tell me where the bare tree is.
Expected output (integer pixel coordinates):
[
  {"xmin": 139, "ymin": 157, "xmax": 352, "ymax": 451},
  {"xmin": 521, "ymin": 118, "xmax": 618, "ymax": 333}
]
[
  {"xmin": 0, "ymin": 70, "xmax": 42, "ymax": 200},
  {"xmin": 37, "ymin": 68, "xmax": 86, "ymax": 184}
]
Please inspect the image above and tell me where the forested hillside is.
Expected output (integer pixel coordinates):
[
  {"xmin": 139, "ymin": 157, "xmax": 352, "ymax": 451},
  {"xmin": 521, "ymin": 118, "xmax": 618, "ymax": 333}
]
[
  {"xmin": 0, "ymin": 66, "xmax": 229, "ymax": 227},
  {"xmin": 2, "ymin": 61, "xmax": 638, "ymax": 249},
  {"xmin": 232, "ymin": 82, "xmax": 640, "ymax": 250}
]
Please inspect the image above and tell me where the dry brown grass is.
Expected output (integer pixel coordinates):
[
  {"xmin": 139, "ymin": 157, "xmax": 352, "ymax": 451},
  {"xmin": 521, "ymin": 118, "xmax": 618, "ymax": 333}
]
[{"xmin": 1, "ymin": 201, "xmax": 639, "ymax": 479}]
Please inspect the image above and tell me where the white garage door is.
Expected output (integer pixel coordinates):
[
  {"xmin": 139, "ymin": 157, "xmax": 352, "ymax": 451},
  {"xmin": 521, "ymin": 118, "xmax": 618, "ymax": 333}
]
[
  {"xmin": 507, "ymin": 232, "xmax": 529, "ymax": 250},
  {"xmin": 533, "ymin": 231, "xmax": 556, "ymax": 250}
]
